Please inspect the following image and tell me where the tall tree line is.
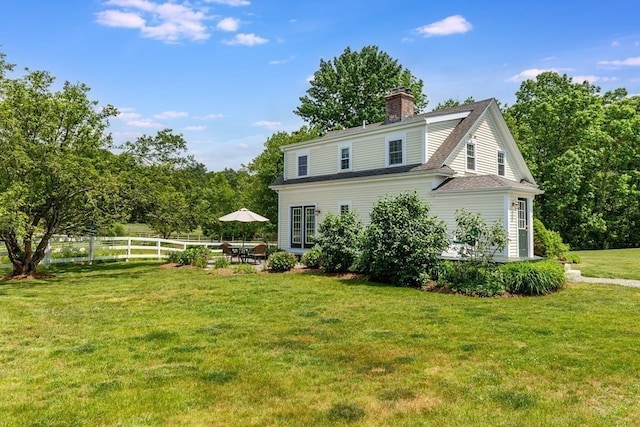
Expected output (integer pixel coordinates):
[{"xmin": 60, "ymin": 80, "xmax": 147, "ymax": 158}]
[{"xmin": 505, "ymin": 72, "xmax": 640, "ymax": 249}]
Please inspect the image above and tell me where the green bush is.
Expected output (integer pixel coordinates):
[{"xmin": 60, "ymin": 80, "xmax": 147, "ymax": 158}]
[
  {"xmin": 301, "ymin": 246, "xmax": 322, "ymax": 268},
  {"xmin": 360, "ymin": 192, "xmax": 448, "ymax": 287},
  {"xmin": 176, "ymin": 246, "xmax": 210, "ymax": 268},
  {"xmin": 267, "ymin": 251, "xmax": 297, "ymax": 272},
  {"xmin": 213, "ymin": 257, "xmax": 230, "ymax": 269},
  {"xmin": 564, "ymin": 253, "xmax": 581, "ymax": 264},
  {"xmin": 437, "ymin": 260, "xmax": 506, "ymax": 297},
  {"xmin": 534, "ymin": 219, "xmax": 569, "ymax": 259},
  {"xmin": 265, "ymin": 246, "xmax": 285, "ymax": 257},
  {"xmin": 497, "ymin": 260, "xmax": 565, "ymax": 295},
  {"xmin": 315, "ymin": 212, "xmax": 363, "ymax": 272}
]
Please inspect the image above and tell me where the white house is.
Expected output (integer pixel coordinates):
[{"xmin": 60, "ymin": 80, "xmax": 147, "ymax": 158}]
[{"xmin": 270, "ymin": 88, "xmax": 542, "ymax": 259}]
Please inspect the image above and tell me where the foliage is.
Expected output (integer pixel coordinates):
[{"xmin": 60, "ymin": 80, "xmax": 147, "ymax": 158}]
[
  {"xmin": 453, "ymin": 209, "xmax": 508, "ymax": 264},
  {"xmin": 564, "ymin": 253, "xmax": 581, "ymax": 264},
  {"xmin": 497, "ymin": 260, "xmax": 565, "ymax": 295},
  {"xmin": 432, "ymin": 96, "xmax": 476, "ymax": 111},
  {"xmin": 265, "ymin": 246, "xmax": 285, "ymax": 257},
  {"xmin": 505, "ymin": 71, "xmax": 640, "ymax": 249},
  {"xmin": 102, "ymin": 223, "xmax": 126, "ymax": 237},
  {"xmin": 315, "ymin": 212, "xmax": 364, "ymax": 272},
  {"xmin": 213, "ymin": 257, "xmax": 230, "ymax": 269},
  {"xmin": 360, "ymin": 192, "xmax": 448, "ymax": 287},
  {"xmin": 267, "ymin": 251, "xmax": 297, "ymax": 272},
  {"xmin": 176, "ymin": 246, "xmax": 210, "ymax": 268},
  {"xmin": 436, "ymin": 260, "xmax": 506, "ymax": 297},
  {"xmin": 244, "ymin": 127, "xmax": 319, "ymax": 229},
  {"xmin": 301, "ymin": 246, "xmax": 322, "ymax": 269},
  {"xmin": 533, "ymin": 218, "xmax": 569, "ymax": 259},
  {"xmin": 295, "ymin": 45, "xmax": 427, "ymax": 132},
  {"xmin": 0, "ymin": 53, "xmax": 120, "ymax": 276}
]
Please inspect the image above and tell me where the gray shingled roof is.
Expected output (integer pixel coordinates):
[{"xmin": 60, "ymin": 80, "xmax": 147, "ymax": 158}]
[
  {"xmin": 304, "ymin": 98, "xmax": 495, "ymax": 146},
  {"xmin": 434, "ymin": 175, "xmax": 541, "ymax": 192}
]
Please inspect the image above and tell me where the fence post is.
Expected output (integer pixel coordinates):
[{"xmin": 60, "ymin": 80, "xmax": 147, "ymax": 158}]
[
  {"xmin": 157, "ymin": 239, "xmax": 161, "ymax": 260},
  {"xmin": 44, "ymin": 240, "xmax": 52, "ymax": 268},
  {"xmin": 127, "ymin": 237, "xmax": 131, "ymax": 262},
  {"xmin": 89, "ymin": 236, "xmax": 95, "ymax": 265}
]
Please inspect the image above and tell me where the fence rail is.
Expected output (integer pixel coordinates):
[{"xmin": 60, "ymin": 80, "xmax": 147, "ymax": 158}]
[{"xmin": 0, "ymin": 236, "xmax": 225, "ymax": 269}]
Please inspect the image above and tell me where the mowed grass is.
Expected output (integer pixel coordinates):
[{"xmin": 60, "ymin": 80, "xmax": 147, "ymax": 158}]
[
  {"xmin": 571, "ymin": 248, "xmax": 640, "ymax": 280},
  {"xmin": 1, "ymin": 262, "xmax": 639, "ymax": 426}
]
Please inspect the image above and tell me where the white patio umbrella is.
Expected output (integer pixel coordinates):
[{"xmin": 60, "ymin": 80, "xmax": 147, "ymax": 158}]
[{"xmin": 219, "ymin": 208, "xmax": 269, "ymax": 247}]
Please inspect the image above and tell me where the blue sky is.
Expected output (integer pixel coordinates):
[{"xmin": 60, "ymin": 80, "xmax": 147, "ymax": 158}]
[{"xmin": 1, "ymin": 0, "xmax": 639, "ymax": 171}]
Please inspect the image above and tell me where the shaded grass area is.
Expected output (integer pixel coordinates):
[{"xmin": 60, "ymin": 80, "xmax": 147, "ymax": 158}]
[
  {"xmin": 1, "ymin": 262, "xmax": 639, "ymax": 426},
  {"xmin": 571, "ymin": 248, "xmax": 640, "ymax": 280}
]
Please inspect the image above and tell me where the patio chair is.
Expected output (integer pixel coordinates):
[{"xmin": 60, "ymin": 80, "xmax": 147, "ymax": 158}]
[
  {"xmin": 219, "ymin": 242, "xmax": 233, "ymax": 261},
  {"xmin": 247, "ymin": 243, "xmax": 267, "ymax": 264}
]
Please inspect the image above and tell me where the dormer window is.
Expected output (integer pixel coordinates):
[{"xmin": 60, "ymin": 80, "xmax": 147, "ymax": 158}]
[
  {"xmin": 297, "ymin": 153, "xmax": 308, "ymax": 177},
  {"xmin": 339, "ymin": 144, "xmax": 351, "ymax": 171},
  {"xmin": 497, "ymin": 150, "xmax": 505, "ymax": 176},
  {"xmin": 386, "ymin": 133, "xmax": 406, "ymax": 167},
  {"xmin": 466, "ymin": 140, "xmax": 476, "ymax": 171}
]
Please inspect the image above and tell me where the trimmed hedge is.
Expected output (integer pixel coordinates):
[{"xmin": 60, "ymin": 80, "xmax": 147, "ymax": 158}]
[{"xmin": 267, "ymin": 251, "xmax": 297, "ymax": 272}]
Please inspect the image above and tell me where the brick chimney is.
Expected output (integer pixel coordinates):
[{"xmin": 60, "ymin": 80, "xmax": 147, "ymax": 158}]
[{"xmin": 385, "ymin": 87, "xmax": 414, "ymax": 123}]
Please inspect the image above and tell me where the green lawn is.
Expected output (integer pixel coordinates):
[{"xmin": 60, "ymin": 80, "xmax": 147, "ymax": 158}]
[
  {"xmin": 1, "ymin": 262, "xmax": 639, "ymax": 426},
  {"xmin": 570, "ymin": 248, "xmax": 640, "ymax": 280}
]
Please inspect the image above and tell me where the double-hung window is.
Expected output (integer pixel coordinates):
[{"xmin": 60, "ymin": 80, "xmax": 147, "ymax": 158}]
[
  {"xmin": 340, "ymin": 146, "xmax": 350, "ymax": 171},
  {"xmin": 386, "ymin": 134, "xmax": 405, "ymax": 167},
  {"xmin": 291, "ymin": 205, "xmax": 316, "ymax": 248},
  {"xmin": 297, "ymin": 153, "xmax": 308, "ymax": 177},
  {"xmin": 466, "ymin": 140, "xmax": 476, "ymax": 171},
  {"xmin": 497, "ymin": 150, "xmax": 505, "ymax": 176}
]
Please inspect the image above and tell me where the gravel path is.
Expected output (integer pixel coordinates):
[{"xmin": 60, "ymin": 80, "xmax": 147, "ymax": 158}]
[{"xmin": 565, "ymin": 264, "xmax": 640, "ymax": 288}]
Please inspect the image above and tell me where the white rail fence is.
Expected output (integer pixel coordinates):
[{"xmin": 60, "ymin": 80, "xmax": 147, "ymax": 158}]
[{"xmin": 0, "ymin": 236, "xmax": 223, "ymax": 269}]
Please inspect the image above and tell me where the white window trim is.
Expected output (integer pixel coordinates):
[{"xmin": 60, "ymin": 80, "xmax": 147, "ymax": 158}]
[
  {"xmin": 466, "ymin": 139, "xmax": 477, "ymax": 172},
  {"xmin": 338, "ymin": 201, "xmax": 352, "ymax": 214},
  {"xmin": 296, "ymin": 149, "xmax": 310, "ymax": 178},
  {"xmin": 497, "ymin": 149, "xmax": 506, "ymax": 176},
  {"xmin": 385, "ymin": 133, "xmax": 406, "ymax": 167},
  {"xmin": 338, "ymin": 143, "xmax": 352, "ymax": 172}
]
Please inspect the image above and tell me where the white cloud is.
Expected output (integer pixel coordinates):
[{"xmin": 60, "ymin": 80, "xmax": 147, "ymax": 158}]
[
  {"xmin": 268, "ymin": 55, "xmax": 294, "ymax": 65},
  {"xmin": 116, "ymin": 108, "xmax": 141, "ymax": 120},
  {"xmin": 416, "ymin": 15, "xmax": 472, "ymax": 37},
  {"xmin": 223, "ymin": 33, "xmax": 268, "ymax": 46},
  {"xmin": 127, "ymin": 119, "xmax": 164, "ymax": 128},
  {"xmin": 217, "ymin": 17, "xmax": 240, "ymax": 32},
  {"xmin": 198, "ymin": 113, "xmax": 224, "ymax": 120},
  {"xmin": 253, "ymin": 120, "xmax": 282, "ymax": 130},
  {"xmin": 205, "ymin": 0, "xmax": 250, "ymax": 6},
  {"xmin": 611, "ymin": 40, "xmax": 621, "ymax": 47},
  {"xmin": 506, "ymin": 68, "xmax": 568, "ymax": 82},
  {"xmin": 306, "ymin": 74, "xmax": 314, "ymax": 82},
  {"xmin": 572, "ymin": 75, "xmax": 617, "ymax": 84},
  {"xmin": 96, "ymin": 10, "xmax": 146, "ymax": 28},
  {"xmin": 597, "ymin": 57, "xmax": 640, "ymax": 67},
  {"xmin": 154, "ymin": 110, "xmax": 188, "ymax": 119},
  {"xmin": 96, "ymin": 0, "xmax": 210, "ymax": 43},
  {"xmin": 184, "ymin": 125, "xmax": 206, "ymax": 131}
]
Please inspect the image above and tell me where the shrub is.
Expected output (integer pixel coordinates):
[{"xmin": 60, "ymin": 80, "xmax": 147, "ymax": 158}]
[
  {"xmin": 437, "ymin": 260, "xmax": 506, "ymax": 297},
  {"xmin": 301, "ymin": 246, "xmax": 322, "ymax": 268},
  {"xmin": 213, "ymin": 257, "xmax": 230, "ymax": 269},
  {"xmin": 564, "ymin": 253, "xmax": 581, "ymax": 264},
  {"xmin": 315, "ymin": 212, "xmax": 363, "ymax": 272},
  {"xmin": 266, "ymin": 246, "xmax": 285, "ymax": 257},
  {"xmin": 167, "ymin": 251, "xmax": 181, "ymax": 264},
  {"xmin": 497, "ymin": 260, "xmax": 565, "ymax": 295},
  {"xmin": 176, "ymin": 246, "xmax": 210, "ymax": 268},
  {"xmin": 360, "ymin": 192, "xmax": 448, "ymax": 287},
  {"xmin": 267, "ymin": 251, "xmax": 297, "ymax": 272},
  {"xmin": 454, "ymin": 209, "xmax": 508, "ymax": 264},
  {"xmin": 534, "ymin": 219, "xmax": 569, "ymax": 259}
]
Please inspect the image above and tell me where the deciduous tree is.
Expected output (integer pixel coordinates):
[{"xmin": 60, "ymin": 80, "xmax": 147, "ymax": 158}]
[{"xmin": 295, "ymin": 46, "xmax": 427, "ymax": 132}]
